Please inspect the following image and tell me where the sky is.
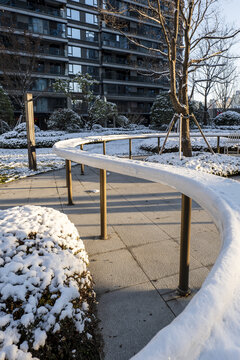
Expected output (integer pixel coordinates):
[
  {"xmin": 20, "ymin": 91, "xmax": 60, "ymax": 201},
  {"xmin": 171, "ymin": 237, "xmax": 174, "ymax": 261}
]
[{"xmin": 219, "ymin": 0, "xmax": 240, "ymax": 59}]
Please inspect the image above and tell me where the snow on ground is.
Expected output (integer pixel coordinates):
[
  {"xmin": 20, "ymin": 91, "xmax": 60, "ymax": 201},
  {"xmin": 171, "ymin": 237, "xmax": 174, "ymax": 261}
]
[
  {"xmin": 146, "ymin": 152, "xmax": 240, "ymax": 177},
  {"xmin": 0, "ymin": 205, "xmax": 94, "ymax": 360},
  {"xmin": 1, "ymin": 127, "xmax": 240, "ymax": 183},
  {"xmin": 0, "ymin": 133, "xmax": 149, "ymax": 183}
]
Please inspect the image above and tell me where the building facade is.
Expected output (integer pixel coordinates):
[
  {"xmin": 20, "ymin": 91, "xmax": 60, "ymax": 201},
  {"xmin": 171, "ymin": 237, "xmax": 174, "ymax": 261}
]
[{"xmin": 0, "ymin": 0, "xmax": 169, "ymax": 124}]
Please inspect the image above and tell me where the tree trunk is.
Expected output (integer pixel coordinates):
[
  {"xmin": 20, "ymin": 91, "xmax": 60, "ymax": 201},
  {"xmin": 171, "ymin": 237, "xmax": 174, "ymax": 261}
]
[
  {"xmin": 203, "ymin": 94, "xmax": 208, "ymax": 126},
  {"xmin": 182, "ymin": 116, "xmax": 192, "ymax": 157}
]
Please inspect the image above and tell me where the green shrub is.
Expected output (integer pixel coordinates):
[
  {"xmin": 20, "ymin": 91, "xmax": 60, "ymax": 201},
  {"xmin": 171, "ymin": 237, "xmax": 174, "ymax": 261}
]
[
  {"xmin": 48, "ymin": 109, "xmax": 83, "ymax": 132},
  {"xmin": 150, "ymin": 92, "xmax": 175, "ymax": 129},
  {"xmin": 213, "ymin": 111, "xmax": 240, "ymax": 126},
  {"xmin": 88, "ymin": 96, "xmax": 118, "ymax": 128}
]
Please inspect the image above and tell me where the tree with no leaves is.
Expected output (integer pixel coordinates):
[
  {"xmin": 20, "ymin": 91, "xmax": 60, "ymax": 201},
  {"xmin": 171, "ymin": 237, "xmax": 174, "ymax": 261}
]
[
  {"xmin": 213, "ymin": 58, "xmax": 238, "ymax": 110},
  {"xmin": 189, "ymin": 23, "xmax": 239, "ymax": 125},
  {"xmin": 0, "ymin": 24, "xmax": 41, "ymax": 118},
  {"xmin": 103, "ymin": 0, "xmax": 240, "ymax": 156}
]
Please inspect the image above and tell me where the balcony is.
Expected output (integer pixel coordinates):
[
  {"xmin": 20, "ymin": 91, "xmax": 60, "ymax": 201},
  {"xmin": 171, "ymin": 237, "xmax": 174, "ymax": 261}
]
[{"xmin": 2, "ymin": 0, "xmax": 65, "ymax": 18}]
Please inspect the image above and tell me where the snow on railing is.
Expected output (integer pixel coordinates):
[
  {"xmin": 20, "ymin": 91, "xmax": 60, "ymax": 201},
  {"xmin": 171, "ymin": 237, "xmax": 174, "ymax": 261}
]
[{"xmin": 53, "ymin": 134, "xmax": 240, "ymax": 359}]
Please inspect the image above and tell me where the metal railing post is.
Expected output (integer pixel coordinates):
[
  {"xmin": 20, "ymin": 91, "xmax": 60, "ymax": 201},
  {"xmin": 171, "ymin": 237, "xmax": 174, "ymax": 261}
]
[
  {"xmin": 80, "ymin": 144, "xmax": 84, "ymax": 175},
  {"xmin": 217, "ymin": 136, "xmax": 220, "ymax": 154},
  {"xmin": 66, "ymin": 160, "xmax": 73, "ymax": 206},
  {"xmin": 100, "ymin": 169, "xmax": 107, "ymax": 239},
  {"xmin": 178, "ymin": 194, "xmax": 192, "ymax": 296},
  {"xmin": 129, "ymin": 138, "xmax": 132, "ymax": 159},
  {"xmin": 103, "ymin": 141, "xmax": 106, "ymax": 155},
  {"xmin": 158, "ymin": 137, "xmax": 160, "ymax": 154}
]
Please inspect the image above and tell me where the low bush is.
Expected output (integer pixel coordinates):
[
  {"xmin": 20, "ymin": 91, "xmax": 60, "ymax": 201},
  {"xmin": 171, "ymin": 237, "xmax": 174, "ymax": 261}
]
[
  {"xmin": 213, "ymin": 111, "xmax": 240, "ymax": 126},
  {"xmin": 0, "ymin": 205, "xmax": 101, "ymax": 360}
]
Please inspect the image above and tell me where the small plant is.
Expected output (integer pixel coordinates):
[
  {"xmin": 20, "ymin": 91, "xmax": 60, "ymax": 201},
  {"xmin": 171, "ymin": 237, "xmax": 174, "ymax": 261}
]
[{"xmin": 48, "ymin": 109, "xmax": 83, "ymax": 132}]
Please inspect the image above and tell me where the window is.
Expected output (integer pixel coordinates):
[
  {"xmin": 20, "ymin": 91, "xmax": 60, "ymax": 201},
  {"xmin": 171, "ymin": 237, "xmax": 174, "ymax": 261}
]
[
  {"xmin": 36, "ymin": 62, "xmax": 44, "ymax": 72},
  {"xmin": 67, "ymin": 27, "xmax": 80, "ymax": 39},
  {"xmin": 67, "ymin": 8, "xmax": 80, "ymax": 21},
  {"xmin": 31, "ymin": 18, "xmax": 48, "ymax": 34},
  {"xmin": 85, "ymin": 13, "xmax": 98, "ymax": 24},
  {"xmin": 86, "ymin": 49, "xmax": 98, "ymax": 59},
  {"xmin": 86, "ymin": 65, "xmax": 99, "ymax": 77},
  {"xmin": 85, "ymin": 0, "xmax": 98, "ymax": 6},
  {"xmin": 85, "ymin": 30, "xmax": 98, "ymax": 42},
  {"xmin": 32, "ymin": 79, "xmax": 48, "ymax": 91},
  {"xmin": 49, "ymin": 44, "xmax": 61, "ymax": 56},
  {"xmin": 69, "ymin": 82, "xmax": 82, "ymax": 93},
  {"xmin": 69, "ymin": 64, "xmax": 82, "ymax": 74},
  {"xmin": 35, "ymin": 98, "xmax": 48, "ymax": 112},
  {"xmin": 68, "ymin": 46, "xmax": 81, "ymax": 57},
  {"xmin": 50, "ymin": 63, "xmax": 61, "ymax": 74}
]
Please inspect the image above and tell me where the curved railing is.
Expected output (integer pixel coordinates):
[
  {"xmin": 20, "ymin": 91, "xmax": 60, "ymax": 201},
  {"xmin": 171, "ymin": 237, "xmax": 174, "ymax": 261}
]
[{"xmin": 53, "ymin": 134, "xmax": 240, "ymax": 359}]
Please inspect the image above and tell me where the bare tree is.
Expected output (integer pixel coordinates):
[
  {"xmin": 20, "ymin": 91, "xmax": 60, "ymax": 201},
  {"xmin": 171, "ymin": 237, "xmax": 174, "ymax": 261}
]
[
  {"xmin": 0, "ymin": 24, "xmax": 41, "ymax": 118},
  {"xmin": 103, "ymin": 0, "xmax": 240, "ymax": 156},
  {"xmin": 190, "ymin": 23, "xmax": 239, "ymax": 125},
  {"xmin": 213, "ymin": 59, "xmax": 238, "ymax": 110}
]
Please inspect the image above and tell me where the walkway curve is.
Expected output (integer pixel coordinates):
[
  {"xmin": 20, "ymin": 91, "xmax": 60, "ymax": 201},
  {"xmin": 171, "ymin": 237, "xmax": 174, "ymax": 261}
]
[{"xmin": 53, "ymin": 135, "xmax": 240, "ymax": 359}]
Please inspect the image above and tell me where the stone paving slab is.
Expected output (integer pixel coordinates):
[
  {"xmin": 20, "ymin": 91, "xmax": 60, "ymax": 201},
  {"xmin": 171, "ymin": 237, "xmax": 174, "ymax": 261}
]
[{"xmin": 0, "ymin": 164, "xmax": 223, "ymax": 360}]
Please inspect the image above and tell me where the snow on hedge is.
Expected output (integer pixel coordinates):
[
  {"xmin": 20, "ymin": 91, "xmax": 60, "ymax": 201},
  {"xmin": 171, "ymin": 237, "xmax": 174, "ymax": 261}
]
[
  {"xmin": 0, "ymin": 124, "xmax": 152, "ymax": 149},
  {"xmin": 0, "ymin": 205, "xmax": 94, "ymax": 360},
  {"xmin": 213, "ymin": 111, "xmax": 240, "ymax": 126},
  {"xmin": 146, "ymin": 152, "xmax": 240, "ymax": 176}
]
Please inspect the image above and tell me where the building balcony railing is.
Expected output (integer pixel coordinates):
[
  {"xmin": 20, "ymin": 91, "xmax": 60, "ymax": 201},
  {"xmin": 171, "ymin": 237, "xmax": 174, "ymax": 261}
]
[
  {"xmin": 104, "ymin": 74, "xmax": 164, "ymax": 85},
  {"xmin": 2, "ymin": 0, "xmax": 65, "ymax": 18}
]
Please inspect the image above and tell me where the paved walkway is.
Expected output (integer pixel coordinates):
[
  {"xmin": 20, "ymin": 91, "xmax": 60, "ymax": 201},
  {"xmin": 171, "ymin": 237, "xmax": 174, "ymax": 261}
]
[{"xmin": 0, "ymin": 165, "xmax": 222, "ymax": 359}]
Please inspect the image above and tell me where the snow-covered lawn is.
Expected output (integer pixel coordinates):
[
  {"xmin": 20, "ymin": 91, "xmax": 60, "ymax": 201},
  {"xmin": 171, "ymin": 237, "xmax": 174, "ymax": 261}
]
[
  {"xmin": 1, "ymin": 127, "xmax": 240, "ymax": 183},
  {"xmin": 0, "ymin": 205, "xmax": 99, "ymax": 360},
  {"xmin": 146, "ymin": 152, "xmax": 240, "ymax": 177}
]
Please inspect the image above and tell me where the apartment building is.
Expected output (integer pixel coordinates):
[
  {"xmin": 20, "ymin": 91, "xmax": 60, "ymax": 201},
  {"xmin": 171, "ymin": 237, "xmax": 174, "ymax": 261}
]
[{"xmin": 0, "ymin": 0, "xmax": 169, "ymax": 123}]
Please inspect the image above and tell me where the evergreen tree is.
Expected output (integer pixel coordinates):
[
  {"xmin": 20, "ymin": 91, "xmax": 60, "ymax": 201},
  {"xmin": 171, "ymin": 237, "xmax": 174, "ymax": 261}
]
[{"xmin": 150, "ymin": 92, "xmax": 175, "ymax": 129}]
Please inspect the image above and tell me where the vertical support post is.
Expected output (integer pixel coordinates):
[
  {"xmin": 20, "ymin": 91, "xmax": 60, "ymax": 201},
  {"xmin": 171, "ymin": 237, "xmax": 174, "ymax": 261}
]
[
  {"xmin": 103, "ymin": 141, "xmax": 106, "ymax": 155},
  {"xmin": 66, "ymin": 160, "xmax": 73, "ymax": 206},
  {"xmin": 129, "ymin": 138, "xmax": 132, "ymax": 159},
  {"xmin": 25, "ymin": 93, "xmax": 37, "ymax": 171},
  {"xmin": 157, "ymin": 137, "xmax": 160, "ymax": 154},
  {"xmin": 80, "ymin": 144, "xmax": 84, "ymax": 175},
  {"xmin": 217, "ymin": 136, "xmax": 220, "ymax": 154},
  {"xmin": 179, "ymin": 114, "xmax": 182, "ymax": 160},
  {"xmin": 178, "ymin": 194, "xmax": 192, "ymax": 296},
  {"xmin": 100, "ymin": 169, "xmax": 107, "ymax": 239}
]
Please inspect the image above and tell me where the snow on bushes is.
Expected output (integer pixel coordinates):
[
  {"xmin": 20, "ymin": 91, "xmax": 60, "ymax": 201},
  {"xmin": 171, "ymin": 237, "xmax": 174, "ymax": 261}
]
[
  {"xmin": 0, "ymin": 205, "xmax": 98, "ymax": 360},
  {"xmin": 48, "ymin": 109, "xmax": 83, "ymax": 132},
  {"xmin": 213, "ymin": 111, "xmax": 240, "ymax": 126}
]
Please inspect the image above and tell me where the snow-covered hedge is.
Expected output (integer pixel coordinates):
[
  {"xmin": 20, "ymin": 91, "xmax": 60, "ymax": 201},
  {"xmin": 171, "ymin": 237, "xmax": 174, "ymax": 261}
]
[
  {"xmin": 0, "ymin": 206, "xmax": 97, "ymax": 360},
  {"xmin": 0, "ymin": 126, "xmax": 67, "ymax": 149},
  {"xmin": 213, "ymin": 110, "xmax": 240, "ymax": 126},
  {"xmin": 48, "ymin": 109, "xmax": 83, "ymax": 132}
]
